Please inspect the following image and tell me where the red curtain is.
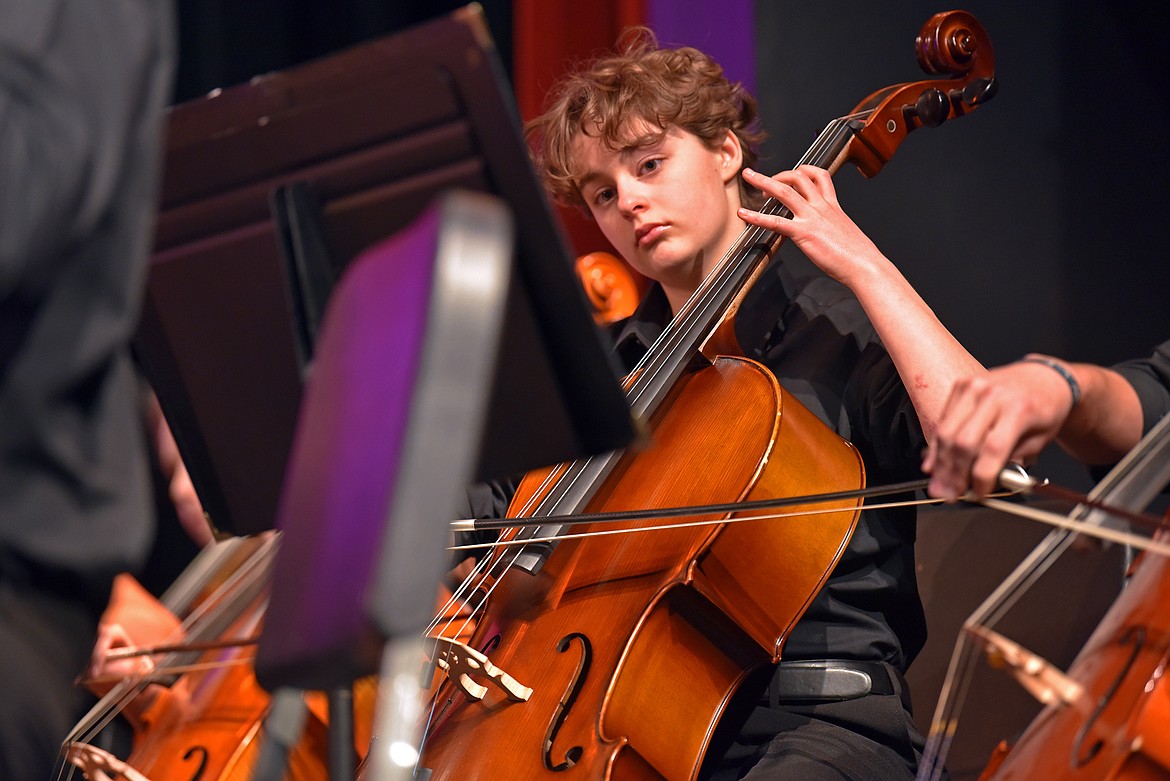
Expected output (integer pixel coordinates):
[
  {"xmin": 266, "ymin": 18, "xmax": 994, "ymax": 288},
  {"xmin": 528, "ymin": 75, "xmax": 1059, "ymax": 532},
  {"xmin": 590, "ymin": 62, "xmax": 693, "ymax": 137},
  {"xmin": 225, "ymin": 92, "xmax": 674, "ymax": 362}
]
[{"xmin": 513, "ymin": 0, "xmax": 646, "ymax": 260}]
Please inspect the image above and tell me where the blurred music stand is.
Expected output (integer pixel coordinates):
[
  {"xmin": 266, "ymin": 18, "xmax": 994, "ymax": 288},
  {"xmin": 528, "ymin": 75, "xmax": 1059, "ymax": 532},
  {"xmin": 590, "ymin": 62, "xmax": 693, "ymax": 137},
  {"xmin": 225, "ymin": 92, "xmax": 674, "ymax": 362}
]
[
  {"xmin": 135, "ymin": 3, "xmax": 632, "ymax": 538},
  {"xmin": 250, "ymin": 189, "xmax": 514, "ymax": 779},
  {"xmin": 131, "ymin": 4, "xmax": 636, "ymax": 779}
]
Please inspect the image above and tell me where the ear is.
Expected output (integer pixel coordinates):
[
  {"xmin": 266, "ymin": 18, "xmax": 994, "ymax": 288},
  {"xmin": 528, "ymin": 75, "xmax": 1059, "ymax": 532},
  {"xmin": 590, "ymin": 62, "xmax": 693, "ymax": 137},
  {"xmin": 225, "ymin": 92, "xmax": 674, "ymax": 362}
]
[{"xmin": 718, "ymin": 130, "xmax": 744, "ymax": 185}]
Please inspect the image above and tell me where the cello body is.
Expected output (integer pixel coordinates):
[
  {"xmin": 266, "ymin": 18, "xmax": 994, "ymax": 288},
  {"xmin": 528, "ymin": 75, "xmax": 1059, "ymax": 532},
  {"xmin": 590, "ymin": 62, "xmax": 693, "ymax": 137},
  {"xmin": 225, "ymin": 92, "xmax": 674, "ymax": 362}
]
[
  {"xmin": 980, "ymin": 533, "xmax": 1170, "ymax": 781},
  {"xmin": 420, "ymin": 356, "xmax": 864, "ymax": 780}
]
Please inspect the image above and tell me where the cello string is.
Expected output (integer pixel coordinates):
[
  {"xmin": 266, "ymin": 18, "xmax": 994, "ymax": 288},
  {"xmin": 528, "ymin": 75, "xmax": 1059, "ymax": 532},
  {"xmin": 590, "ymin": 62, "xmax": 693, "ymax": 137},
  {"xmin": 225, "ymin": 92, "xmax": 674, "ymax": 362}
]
[
  {"xmin": 425, "ymin": 554, "xmax": 500, "ymax": 656},
  {"xmin": 418, "ymin": 543, "xmax": 540, "ymax": 754},
  {"xmin": 425, "ymin": 554, "xmax": 492, "ymax": 638},
  {"xmin": 433, "ymin": 486, "xmax": 560, "ymax": 634},
  {"xmin": 419, "ymin": 513, "xmax": 551, "ymax": 748}
]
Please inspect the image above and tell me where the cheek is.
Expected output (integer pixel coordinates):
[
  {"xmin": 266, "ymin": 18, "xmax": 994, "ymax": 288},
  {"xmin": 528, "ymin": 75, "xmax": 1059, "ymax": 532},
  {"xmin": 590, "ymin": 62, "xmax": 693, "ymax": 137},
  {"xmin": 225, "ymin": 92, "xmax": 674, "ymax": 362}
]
[
  {"xmin": 678, "ymin": 187, "xmax": 720, "ymax": 234},
  {"xmin": 672, "ymin": 163, "xmax": 719, "ymax": 210},
  {"xmin": 593, "ymin": 211, "xmax": 632, "ymax": 249}
]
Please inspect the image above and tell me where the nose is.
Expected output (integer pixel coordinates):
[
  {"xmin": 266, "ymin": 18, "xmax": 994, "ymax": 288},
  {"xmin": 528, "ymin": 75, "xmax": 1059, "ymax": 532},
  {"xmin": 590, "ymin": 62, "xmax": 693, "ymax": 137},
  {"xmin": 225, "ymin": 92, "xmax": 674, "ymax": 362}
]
[{"xmin": 616, "ymin": 178, "xmax": 647, "ymax": 218}]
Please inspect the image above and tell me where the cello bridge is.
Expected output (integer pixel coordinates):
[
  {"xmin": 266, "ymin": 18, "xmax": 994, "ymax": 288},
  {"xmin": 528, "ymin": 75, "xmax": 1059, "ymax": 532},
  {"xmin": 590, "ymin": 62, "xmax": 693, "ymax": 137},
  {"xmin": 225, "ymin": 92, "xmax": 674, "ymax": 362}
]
[{"xmin": 429, "ymin": 636, "xmax": 532, "ymax": 703}]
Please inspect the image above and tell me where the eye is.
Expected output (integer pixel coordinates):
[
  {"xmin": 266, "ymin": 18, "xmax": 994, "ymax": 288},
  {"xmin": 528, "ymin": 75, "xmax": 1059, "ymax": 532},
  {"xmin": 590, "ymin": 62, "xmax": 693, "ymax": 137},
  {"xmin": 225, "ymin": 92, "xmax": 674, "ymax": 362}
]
[
  {"xmin": 640, "ymin": 157, "xmax": 663, "ymax": 175},
  {"xmin": 592, "ymin": 186, "xmax": 615, "ymax": 206}
]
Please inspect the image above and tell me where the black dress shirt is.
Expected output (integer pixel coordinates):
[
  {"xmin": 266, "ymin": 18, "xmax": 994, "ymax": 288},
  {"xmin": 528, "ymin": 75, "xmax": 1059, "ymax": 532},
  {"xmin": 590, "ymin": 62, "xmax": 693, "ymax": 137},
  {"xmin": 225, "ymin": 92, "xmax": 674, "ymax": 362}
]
[{"xmin": 1114, "ymin": 339, "xmax": 1170, "ymax": 436}]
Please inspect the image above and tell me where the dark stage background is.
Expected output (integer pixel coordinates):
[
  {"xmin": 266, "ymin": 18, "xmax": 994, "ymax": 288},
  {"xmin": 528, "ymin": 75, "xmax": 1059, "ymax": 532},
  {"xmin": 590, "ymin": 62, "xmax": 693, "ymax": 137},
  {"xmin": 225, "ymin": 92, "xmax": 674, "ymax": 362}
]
[
  {"xmin": 173, "ymin": 0, "xmax": 512, "ymax": 102},
  {"xmin": 166, "ymin": 2, "xmax": 1167, "ymax": 778}
]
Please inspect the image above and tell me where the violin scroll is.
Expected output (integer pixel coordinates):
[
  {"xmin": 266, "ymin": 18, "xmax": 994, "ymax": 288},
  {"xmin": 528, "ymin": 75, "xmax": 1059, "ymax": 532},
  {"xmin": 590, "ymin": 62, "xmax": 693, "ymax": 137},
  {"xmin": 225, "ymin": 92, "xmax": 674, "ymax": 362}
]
[
  {"xmin": 845, "ymin": 10, "xmax": 996, "ymax": 177},
  {"xmin": 575, "ymin": 251, "xmax": 641, "ymax": 325}
]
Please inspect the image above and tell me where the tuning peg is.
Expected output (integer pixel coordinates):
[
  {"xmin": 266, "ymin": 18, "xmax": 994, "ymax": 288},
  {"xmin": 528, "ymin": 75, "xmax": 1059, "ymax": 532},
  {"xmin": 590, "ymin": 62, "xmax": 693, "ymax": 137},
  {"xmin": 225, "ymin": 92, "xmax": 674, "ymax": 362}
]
[
  {"xmin": 961, "ymin": 77, "xmax": 998, "ymax": 107},
  {"xmin": 909, "ymin": 87, "xmax": 949, "ymax": 128}
]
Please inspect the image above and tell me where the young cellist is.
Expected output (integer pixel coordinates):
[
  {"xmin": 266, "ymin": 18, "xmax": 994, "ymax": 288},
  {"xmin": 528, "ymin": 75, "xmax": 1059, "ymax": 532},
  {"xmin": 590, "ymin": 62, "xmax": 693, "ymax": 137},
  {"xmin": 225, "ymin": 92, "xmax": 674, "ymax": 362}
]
[{"xmin": 503, "ymin": 30, "xmax": 988, "ymax": 779}]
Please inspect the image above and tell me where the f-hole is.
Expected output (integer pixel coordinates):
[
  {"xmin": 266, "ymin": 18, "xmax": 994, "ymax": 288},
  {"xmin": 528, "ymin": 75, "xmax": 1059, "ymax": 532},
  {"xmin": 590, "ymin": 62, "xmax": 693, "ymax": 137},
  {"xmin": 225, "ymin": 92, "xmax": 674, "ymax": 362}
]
[
  {"xmin": 542, "ymin": 632, "xmax": 591, "ymax": 771},
  {"xmin": 1071, "ymin": 624, "xmax": 1146, "ymax": 768},
  {"xmin": 182, "ymin": 745, "xmax": 210, "ymax": 781}
]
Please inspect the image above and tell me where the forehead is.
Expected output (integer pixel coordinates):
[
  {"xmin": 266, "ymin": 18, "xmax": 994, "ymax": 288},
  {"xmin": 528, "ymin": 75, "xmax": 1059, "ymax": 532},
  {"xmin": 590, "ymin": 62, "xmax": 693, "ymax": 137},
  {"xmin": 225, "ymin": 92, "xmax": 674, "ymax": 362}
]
[{"xmin": 572, "ymin": 116, "xmax": 659, "ymax": 156}]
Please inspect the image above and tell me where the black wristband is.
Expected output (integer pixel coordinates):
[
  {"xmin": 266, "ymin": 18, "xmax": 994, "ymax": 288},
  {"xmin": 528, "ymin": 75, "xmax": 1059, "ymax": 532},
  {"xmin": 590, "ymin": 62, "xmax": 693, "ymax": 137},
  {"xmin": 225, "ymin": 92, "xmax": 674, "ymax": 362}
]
[{"xmin": 1018, "ymin": 356, "xmax": 1081, "ymax": 408}]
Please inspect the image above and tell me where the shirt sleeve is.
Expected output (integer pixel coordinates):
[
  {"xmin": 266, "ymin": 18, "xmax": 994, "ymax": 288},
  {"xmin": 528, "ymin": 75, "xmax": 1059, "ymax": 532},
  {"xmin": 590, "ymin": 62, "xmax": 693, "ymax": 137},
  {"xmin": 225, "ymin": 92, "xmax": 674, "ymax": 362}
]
[
  {"xmin": 454, "ymin": 477, "xmax": 520, "ymax": 562},
  {"xmin": 1112, "ymin": 339, "xmax": 1170, "ymax": 435},
  {"xmin": 844, "ymin": 341, "xmax": 927, "ymax": 482}
]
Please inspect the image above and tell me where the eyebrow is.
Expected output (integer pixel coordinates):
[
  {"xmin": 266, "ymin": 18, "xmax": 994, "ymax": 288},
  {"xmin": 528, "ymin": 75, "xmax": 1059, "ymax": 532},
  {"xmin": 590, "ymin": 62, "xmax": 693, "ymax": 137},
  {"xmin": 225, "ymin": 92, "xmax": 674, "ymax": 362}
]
[
  {"xmin": 574, "ymin": 137, "xmax": 665, "ymax": 193},
  {"xmin": 575, "ymin": 169, "xmax": 609, "ymax": 194}
]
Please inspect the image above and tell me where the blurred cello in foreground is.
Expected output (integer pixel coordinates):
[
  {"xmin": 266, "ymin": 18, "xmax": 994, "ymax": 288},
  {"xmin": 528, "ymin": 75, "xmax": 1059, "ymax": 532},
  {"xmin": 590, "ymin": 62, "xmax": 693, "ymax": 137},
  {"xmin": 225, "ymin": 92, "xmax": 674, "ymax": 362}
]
[
  {"xmin": 917, "ymin": 413, "xmax": 1170, "ymax": 781},
  {"xmin": 59, "ymin": 534, "xmax": 379, "ymax": 781},
  {"xmin": 60, "ymin": 529, "xmax": 482, "ymax": 781}
]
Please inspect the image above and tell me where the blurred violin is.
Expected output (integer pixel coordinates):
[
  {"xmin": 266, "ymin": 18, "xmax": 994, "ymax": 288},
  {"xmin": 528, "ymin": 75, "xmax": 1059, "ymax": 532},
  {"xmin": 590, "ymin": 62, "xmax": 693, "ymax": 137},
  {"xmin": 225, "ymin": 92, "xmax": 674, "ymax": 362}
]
[{"xmin": 575, "ymin": 251, "xmax": 643, "ymax": 325}]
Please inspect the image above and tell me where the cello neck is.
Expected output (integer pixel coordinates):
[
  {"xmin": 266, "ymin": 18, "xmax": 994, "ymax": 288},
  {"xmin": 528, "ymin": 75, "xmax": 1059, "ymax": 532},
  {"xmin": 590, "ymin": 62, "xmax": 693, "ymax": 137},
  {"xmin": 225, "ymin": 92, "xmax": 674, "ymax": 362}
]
[{"xmin": 626, "ymin": 115, "xmax": 859, "ymax": 420}]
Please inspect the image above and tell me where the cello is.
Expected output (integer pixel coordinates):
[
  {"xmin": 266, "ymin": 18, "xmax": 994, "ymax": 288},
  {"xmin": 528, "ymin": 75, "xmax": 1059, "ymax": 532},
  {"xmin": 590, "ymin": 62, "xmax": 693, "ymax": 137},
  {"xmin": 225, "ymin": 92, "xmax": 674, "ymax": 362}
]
[
  {"xmin": 918, "ymin": 414, "xmax": 1170, "ymax": 781},
  {"xmin": 58, "ymin": 534, "xmax": 379, "ymax": 781},
  {"xmin": 417, "ymin": 11, "xmax": 997, "ymax": 781}
]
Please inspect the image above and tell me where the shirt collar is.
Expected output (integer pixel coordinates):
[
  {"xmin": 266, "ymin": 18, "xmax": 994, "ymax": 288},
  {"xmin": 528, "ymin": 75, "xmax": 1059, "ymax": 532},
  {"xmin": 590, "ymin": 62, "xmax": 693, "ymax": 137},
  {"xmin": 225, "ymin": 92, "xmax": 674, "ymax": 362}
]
[{"xmin": 609, "ymin": 283, "xmax": 672, "ymax": 372}]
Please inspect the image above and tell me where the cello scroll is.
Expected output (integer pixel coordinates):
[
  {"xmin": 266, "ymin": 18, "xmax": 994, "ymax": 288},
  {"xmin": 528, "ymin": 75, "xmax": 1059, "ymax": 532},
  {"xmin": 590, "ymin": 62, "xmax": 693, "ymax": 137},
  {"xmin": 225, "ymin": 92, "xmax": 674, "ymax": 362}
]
[{"xmin": 842, "ymin": 10, "xmax": 996, "ymax": 178}]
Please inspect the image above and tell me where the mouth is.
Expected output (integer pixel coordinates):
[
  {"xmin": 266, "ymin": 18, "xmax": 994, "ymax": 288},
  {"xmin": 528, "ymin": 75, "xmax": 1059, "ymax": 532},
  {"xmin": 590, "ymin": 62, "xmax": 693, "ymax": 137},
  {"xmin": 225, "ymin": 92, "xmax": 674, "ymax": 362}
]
[{"xmin": 635, "ymin": 223, "xmax": 667, "ymax": 247}]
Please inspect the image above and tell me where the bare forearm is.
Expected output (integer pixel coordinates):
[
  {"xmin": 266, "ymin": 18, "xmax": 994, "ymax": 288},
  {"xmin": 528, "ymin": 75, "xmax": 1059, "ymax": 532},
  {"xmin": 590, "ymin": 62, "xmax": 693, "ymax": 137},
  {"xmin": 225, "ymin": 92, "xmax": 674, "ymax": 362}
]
[
  {"xmin": 847, "ymin": 254, "xmax": 985, "ymax": 439},
  {"xmin": 923, "ymin": 355, "xmax": 1146, "ymax": 500}
]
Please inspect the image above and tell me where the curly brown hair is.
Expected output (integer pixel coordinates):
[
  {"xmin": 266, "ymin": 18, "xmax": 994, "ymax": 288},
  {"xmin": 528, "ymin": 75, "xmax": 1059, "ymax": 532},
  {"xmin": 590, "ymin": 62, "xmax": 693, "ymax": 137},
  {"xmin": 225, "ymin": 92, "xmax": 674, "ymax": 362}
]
[{"xmin": 525, "ymin": 28, "xmax": 766, "ymax": 210}]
